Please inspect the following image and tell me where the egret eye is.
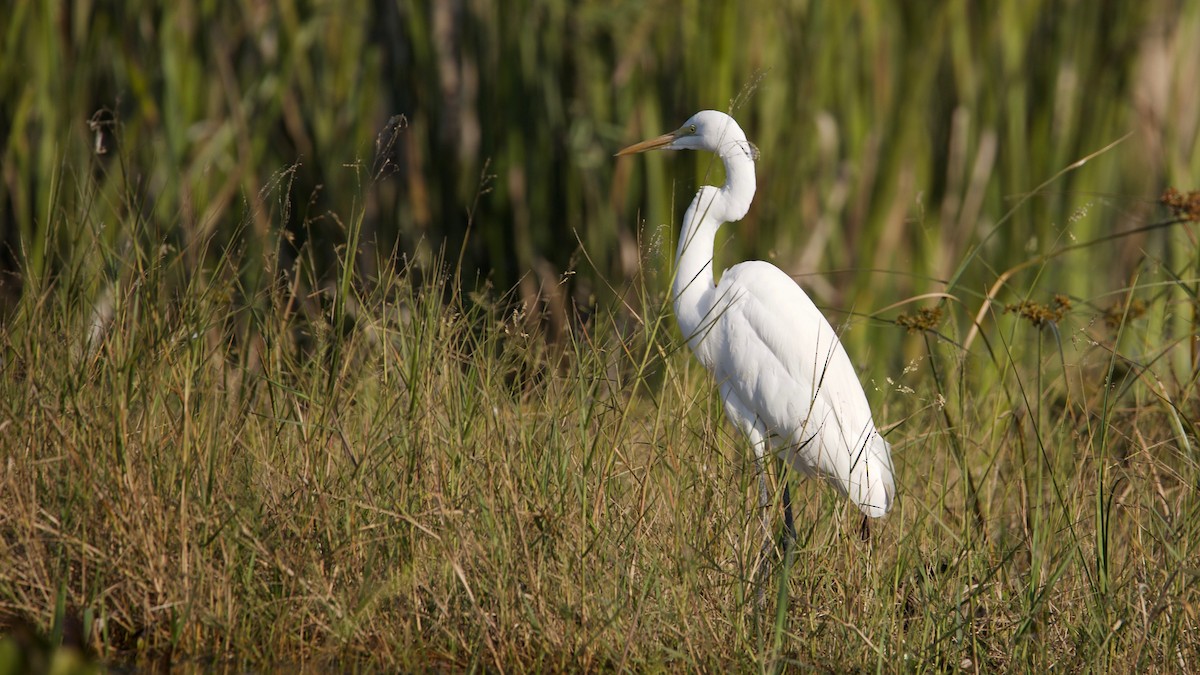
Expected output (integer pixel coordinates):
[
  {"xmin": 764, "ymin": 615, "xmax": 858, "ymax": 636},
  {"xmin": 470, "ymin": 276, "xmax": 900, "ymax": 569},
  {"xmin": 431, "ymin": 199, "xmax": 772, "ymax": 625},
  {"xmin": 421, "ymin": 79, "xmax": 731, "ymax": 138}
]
[{"xmin": 689, "ymin": 124, "xmax": 697, "ymax": 133}]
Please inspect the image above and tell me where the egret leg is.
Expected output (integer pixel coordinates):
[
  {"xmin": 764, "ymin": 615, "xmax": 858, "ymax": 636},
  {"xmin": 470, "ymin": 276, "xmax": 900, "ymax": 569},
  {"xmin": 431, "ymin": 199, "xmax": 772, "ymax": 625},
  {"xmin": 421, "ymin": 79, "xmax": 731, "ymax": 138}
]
[
  {"xmin": 757, "ymin": 454, "xmax": 772, "ymax": 546},
  {"xmin": 770, "ymin": 464, "xmax": 797, "ymax": 614},
  {"xmin": 719, "ymin": 386, "xmax": 779, "ymax": 602},
  {"xmin": 781, "ymin": 478, "xmax": 796, "ymax": 549},
  {"xmin": 755, "ymin": 440, "xmax": 772, "ymax": 562},
  {"xmin": 750, "ymin": 433, "xmax": 775, "ymax": 605}
]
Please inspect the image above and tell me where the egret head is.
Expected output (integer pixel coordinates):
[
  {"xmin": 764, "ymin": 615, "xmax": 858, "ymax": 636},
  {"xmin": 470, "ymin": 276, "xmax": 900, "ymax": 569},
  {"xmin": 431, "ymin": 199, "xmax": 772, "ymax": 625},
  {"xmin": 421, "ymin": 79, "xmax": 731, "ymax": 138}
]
[{"xmin": 616, "ymin": 110, "xmax": 758, "ymax": 160}]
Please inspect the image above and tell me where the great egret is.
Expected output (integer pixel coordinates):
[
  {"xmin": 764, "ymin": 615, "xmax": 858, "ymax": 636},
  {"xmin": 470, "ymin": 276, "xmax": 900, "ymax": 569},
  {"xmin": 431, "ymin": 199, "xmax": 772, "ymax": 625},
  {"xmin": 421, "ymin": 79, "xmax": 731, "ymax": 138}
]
[{"xmin": 617, "ymin": 110, "xmax": 894, "ymax": 553}]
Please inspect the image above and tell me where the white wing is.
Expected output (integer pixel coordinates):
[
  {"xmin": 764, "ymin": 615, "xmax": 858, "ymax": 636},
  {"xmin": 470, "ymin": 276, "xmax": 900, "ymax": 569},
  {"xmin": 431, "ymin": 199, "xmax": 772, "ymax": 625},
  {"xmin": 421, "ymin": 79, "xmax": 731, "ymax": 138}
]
[{"xmin": 692, "ymin": 260, "xmax": 894, "ymax": 517}]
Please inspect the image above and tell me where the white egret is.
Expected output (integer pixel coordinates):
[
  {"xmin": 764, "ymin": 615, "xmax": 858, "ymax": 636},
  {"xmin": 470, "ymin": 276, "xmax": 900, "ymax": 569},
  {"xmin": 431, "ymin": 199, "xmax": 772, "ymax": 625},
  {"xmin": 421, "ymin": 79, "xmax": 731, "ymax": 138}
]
[{"xmin": 617, "ymin": 110, "xmax": 894, "ymax": 554}]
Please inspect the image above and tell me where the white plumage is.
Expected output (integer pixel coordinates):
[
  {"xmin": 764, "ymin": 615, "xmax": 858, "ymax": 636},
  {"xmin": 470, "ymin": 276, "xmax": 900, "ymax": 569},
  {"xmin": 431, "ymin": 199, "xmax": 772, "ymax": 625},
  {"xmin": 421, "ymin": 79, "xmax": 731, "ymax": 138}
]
[{"xmin": 617, "ymin": 110, "xmax": 894, "ymax": 525}]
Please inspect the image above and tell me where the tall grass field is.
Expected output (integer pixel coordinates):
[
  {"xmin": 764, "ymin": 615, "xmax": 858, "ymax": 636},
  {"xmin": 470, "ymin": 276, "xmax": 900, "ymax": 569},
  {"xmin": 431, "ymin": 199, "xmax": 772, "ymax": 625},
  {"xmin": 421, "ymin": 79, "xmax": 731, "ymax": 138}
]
[{"xmin": 3, "ymin": 1, "xmax": 1200, "ymax": 671}]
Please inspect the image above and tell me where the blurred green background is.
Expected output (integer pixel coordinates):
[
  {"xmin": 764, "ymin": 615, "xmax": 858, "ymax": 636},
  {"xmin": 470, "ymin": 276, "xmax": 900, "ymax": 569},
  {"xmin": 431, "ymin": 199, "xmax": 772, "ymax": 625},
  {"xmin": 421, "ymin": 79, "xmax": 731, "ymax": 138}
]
[{"xmin": 2, "ymin": 0, "xmax": 1198, "ymax": 356}]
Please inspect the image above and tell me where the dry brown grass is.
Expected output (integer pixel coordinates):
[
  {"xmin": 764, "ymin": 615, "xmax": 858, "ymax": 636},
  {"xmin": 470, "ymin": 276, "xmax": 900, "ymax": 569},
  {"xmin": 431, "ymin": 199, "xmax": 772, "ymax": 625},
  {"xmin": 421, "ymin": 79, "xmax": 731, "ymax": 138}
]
[{"xmin": 2, "ymin": 203, "xmax": 1199, "ymax": 671}]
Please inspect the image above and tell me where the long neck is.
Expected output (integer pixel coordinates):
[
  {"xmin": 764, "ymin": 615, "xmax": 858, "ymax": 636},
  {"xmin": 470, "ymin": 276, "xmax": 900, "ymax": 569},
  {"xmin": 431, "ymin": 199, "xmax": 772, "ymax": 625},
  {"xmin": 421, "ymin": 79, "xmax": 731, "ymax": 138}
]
[{"xmin": 672, "ymin": 143, "xmax": 757, "ymax": 338}]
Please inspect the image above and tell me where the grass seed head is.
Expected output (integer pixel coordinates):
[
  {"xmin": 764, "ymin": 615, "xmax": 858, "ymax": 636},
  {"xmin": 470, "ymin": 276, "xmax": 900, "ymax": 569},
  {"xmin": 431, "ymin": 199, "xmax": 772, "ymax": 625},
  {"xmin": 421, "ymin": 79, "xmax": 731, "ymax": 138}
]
[
  {"xmin": 1161, "ymin": 187, "xmax": 1200, "ymax": 222},
  {"xmin": 896, "ymin": 305, "xmax": 943, "ymax": 333},
  {"xmin": 1005, "ymin": 294, "xmax": 1071, "ymax": 327},
  {"xmin": 1104, "ymin": 297, "xmax": 1147, "ymax": 329}
]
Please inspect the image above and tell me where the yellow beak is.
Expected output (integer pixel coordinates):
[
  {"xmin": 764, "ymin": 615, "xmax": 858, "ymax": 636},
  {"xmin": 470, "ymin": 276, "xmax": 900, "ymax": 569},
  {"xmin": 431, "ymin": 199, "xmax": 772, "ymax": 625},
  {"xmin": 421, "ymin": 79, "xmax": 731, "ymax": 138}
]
[{"xmin": 614, "ymin": 131, "xmax": 678, "ymax": 157}]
